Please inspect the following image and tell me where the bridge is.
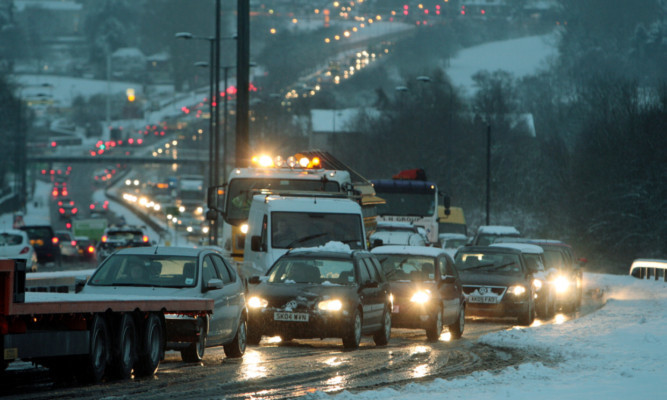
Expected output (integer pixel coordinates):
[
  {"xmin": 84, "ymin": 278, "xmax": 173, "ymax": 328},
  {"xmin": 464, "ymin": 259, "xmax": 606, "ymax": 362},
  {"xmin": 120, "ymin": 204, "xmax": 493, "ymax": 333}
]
[{"xmin": 27, "ymin": 153, "xmax": 209, "ymax": 166}]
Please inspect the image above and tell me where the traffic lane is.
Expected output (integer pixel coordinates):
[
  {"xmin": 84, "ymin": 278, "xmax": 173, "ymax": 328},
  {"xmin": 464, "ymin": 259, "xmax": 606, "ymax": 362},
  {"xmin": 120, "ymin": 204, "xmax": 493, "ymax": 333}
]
[{"xmin": 1, "ymin": 294, "xmax": 604, "ymax": 399}]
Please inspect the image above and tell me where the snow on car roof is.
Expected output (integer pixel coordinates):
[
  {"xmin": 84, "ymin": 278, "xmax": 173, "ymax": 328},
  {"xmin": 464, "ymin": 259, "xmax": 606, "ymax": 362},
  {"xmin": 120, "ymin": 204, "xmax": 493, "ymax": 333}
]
[
  {"xmin": 376, "ymin": 221, "xmax": 417, "ymax": 230},
  {"xmin": 491, "ymin": 242, "xmax": 544, "ymax": 254},
  {"xmin": 371, "ymin": 245, "xmax": 447, "ymax": 257},
  {"xmin": 288, "ymin": 241, "xmax": 353, "ymax": 254},
  {"xmin": 477, "ymin": 225, "xmax": 521, "ymax": 234},
  {"xmin": 439, "ymin": 233, "xmax": 468, "ymax": 240}
]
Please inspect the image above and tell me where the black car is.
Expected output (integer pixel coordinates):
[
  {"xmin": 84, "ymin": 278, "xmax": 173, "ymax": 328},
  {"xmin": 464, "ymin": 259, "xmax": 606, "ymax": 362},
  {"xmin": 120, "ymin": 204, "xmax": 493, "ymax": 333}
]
[
  {"xmin": 96, "ymin": 225, "xmax": 152, "ymax": 262},
  {"xmin": 19, "ymin": 224, "xmax": 62, "ymax": 268},
  {"xmin": 246, "ymin": 245, "xmax": 392, "ymax": 349},
  {"xmin": 454, "ymin": 246, "xmax": 537, "ymax": 326},
  {"xmin": 372, "ymin": 245, "xmax": 466, "ymax": 341}
]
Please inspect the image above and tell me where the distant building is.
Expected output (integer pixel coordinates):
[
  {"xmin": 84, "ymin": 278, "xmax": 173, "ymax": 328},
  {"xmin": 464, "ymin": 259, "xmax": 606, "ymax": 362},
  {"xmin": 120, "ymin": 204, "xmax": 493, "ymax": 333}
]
[
  {"xmin": 308, "ymin": 108, "xmax": 380, "ymax": 153},
  {"xmin": 111, "ymin": 48, "xmax": 147, "ymax": 80}
]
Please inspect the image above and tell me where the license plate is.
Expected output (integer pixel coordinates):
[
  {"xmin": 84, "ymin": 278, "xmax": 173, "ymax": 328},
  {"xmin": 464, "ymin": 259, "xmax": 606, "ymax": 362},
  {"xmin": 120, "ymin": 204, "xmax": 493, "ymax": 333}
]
[
  {"xmin": 469, "ymin": 295, "xmax": 499, "ymax": 304},
  {"xmin": 274, "ymin": 312, "xmax": 309, "ymax": 322}
]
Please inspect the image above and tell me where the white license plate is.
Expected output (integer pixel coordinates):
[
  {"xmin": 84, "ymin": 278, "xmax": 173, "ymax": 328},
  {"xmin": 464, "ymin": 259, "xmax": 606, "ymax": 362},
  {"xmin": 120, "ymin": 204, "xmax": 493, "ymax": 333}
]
[
  {"xmin": 469, "ymin": 295, "xmax": 499, "ymax": 304},
  {"xmin": 274, "ymin": 312, "xmax": 310, "ymax": 322}
]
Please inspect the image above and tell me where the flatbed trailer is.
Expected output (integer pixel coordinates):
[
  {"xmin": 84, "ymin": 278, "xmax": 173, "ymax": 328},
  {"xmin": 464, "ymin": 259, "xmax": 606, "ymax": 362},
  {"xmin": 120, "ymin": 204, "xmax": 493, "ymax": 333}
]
[{"xmin": 0, "ymin": 259, "xmax": 212, "ymax": 382}]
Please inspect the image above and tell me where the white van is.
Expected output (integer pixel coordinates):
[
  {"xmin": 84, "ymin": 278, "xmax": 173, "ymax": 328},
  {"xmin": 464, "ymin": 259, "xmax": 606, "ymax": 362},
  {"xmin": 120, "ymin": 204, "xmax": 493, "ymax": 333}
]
[{"xmin": 242, "ymin": 194, "xmax": 367, "ymax": 278}]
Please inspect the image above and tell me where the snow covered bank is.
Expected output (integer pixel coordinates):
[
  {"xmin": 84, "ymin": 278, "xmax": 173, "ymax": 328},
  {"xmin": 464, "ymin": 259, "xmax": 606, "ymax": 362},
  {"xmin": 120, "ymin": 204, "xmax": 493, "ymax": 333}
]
[{"xmin": 314, "ymin": 273, "xmax": 667, "ymax": 399}]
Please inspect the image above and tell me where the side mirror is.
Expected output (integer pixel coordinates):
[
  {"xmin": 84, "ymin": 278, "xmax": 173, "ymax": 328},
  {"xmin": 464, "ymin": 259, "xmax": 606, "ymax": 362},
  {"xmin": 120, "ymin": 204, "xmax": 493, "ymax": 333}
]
[
  {"xmin": 250, "ymin": 236, "xmax": 264, "ymax": 252},
  {"xmin": 362, "ymin": 280, "xmax": 379, "ymax": 288},
  {"xmin": 204, "ymin": 278, "xmax": 223, "ymax": 291},
  {"xmin": 248, "ymin": 276, "xmax": 261, "ymax": 284},
  {"xmin": 371, "ymin": 239, "xmax": 383, "ymax": 248},
  {"xmin": 74, "ymin": 276, "xmax": 87, "ymax": 293}
]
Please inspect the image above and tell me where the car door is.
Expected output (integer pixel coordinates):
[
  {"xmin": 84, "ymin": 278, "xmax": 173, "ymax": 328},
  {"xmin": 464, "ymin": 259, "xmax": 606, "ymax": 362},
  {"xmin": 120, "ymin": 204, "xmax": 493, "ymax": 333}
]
[
  {"xmin": 199, "ymin": 254, "xmax": 228, "ymax": 345},
  {"xmin": 211, "ymin": 254, "xmax": 244, "ymax": 341},
  {"xmin": 358, "ymin": 257, "xmax": 385, "ymax": 331},
  {"xmin": 437, "ymin": 255, "xmax": 462, "ymax": 323}
]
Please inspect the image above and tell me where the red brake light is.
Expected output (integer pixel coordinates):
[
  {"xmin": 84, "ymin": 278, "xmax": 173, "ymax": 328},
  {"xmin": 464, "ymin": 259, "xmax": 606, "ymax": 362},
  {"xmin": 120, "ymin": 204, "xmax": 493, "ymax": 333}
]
[
  {"xmin": 71, "ymin": 240, "xmax": 77, "ymax": 247},
  {"xmin": 19, "ymin": 246, "xmax": 30, "ymax": 254},
  {"xmin": 142, "ymin": 235, "xmax": 149, "ymax": 243},
  {"xmin": 52, "ymin": 237, "xmax": 59, "ymax": 245},
  {"xmin": 88, "ymin": 245, "xmax": 95, "ymax": 253},
  {"xmin": 101, "ymin": 235, "xmax": 107, "ymax": 242},
  {"xmin": 59, "ymin": 208, "xmax": 65, "ymax": 214}
]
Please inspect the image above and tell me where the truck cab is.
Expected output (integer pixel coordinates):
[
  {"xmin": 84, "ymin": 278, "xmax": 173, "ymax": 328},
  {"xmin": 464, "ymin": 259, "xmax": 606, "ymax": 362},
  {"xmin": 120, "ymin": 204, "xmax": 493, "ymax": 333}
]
[{"xmin": 242, "ymin": 193, "xmax": 367, "ymax": 278}]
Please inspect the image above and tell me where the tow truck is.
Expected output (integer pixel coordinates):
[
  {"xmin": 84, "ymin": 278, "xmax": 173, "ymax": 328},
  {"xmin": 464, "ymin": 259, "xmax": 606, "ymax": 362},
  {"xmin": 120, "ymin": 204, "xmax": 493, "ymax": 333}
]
[
  {"xmin": 207, "ymin": 151, "xmax": 383, "ymax": 262},
  {"xmin": 0, "ymin": 259, "xmax": 212, "ymax": 382}
]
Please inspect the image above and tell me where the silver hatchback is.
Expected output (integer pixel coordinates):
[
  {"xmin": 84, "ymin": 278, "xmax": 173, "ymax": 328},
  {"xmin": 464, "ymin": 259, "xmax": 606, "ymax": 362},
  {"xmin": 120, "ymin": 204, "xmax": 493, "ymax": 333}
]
[{"xmin": 79, "ymin": 246, "xmax": 247, "ymax": 361}]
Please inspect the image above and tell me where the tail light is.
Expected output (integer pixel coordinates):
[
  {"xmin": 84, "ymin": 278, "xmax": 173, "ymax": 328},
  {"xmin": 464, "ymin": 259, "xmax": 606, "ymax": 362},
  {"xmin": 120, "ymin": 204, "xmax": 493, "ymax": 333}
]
[
  {"xmin": 101, "ymin": 235, "xmax": 107, "ymax": 242},
  {"xmin": 52, "ymin": 237, "xmax": 59, "ymax": 245},
  {"xmin": 19, "ymin": 246, "xmax": 30, "ymax": 254},
  {"xmin": 72, "ymin": 208, "xmax": 78, "ymax": 214},
  {"xmin": 71, "ymin": 240, "xmax": 77, "ymax": 247},
  {"xmin": 142, "ymin": 235, "xmax": 149, "ymax": 243},
  {"xmin": 87, "ymin": 245, "xmax": 95, "ymax": 253},
  {"xmin": 66, "ymin": 222, "xmax": 72, "ymax": 229}
]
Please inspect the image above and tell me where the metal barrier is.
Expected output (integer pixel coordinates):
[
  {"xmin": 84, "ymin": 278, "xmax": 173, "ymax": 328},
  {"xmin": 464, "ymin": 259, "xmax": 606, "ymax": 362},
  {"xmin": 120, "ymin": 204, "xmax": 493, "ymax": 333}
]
[{"xmin": 629, "ymin": 259, "xmax": 667, "ymax": 282}]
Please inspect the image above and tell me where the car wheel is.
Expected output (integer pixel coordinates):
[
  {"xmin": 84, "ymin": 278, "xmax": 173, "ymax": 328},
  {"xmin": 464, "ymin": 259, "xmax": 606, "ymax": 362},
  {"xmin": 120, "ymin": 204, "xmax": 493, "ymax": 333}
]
[
  {"xmin": 181, "ymin": 317, "xmax": 207, "ymax": 363},
  {"xmin": 135, "ymin": 313, "xmax": 163, "ymax": 377},
  {"xmin": 448, "ymin": 306, "xmax": 465, "ymax": 340},
  {"xmin": 342, "ymin": 309, "xmax": 362, "ymax": 349},
  {"xmin": 373, "ymin": 306, "xmax": 391, "ymax": 346},
  {"xmin": 426, "ymin": 307, "xmax": 443, "ymax": 342},
  {"xmin": 517, "ymin": 299, "xmax": 535, "ymax": 326},
  {"xmin": 76, "ymin": 314, "xmax": 109, "ymax": 383},
  {"xmin": 223, "ymin": 317, "xmax": 247, "ymax": 358},
  {"xmin": 109, "ymin": 314, "xmax": 137, "ymax": 380}
]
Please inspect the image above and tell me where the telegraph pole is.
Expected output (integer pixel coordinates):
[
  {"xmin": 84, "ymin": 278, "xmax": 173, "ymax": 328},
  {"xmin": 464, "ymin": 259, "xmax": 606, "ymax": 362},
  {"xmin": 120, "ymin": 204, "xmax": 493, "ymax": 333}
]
[{"xmin": 235, "ymin": 0, "xmax": 250, "ymax": 167}]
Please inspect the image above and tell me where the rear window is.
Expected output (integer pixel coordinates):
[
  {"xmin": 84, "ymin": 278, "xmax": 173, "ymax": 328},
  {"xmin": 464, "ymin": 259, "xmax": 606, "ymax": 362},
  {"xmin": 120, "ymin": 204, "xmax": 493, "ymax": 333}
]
[
  {"xmin": 0, "ymin": 233, "xmax": 24, "ymax": 245},
  {"xmin": 21, "ymin": 227, "xmax": 53, "ymax": 241}
]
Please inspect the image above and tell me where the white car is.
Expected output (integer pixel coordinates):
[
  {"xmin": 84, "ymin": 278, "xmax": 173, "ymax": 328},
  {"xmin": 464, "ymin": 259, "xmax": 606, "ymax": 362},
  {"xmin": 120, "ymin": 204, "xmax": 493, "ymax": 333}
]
[
  {"xmin": 370, "ymin": 222, "xmax": 427, "ymax": 247},
  {"xmin": 0, "ymin": 229, "xmax": 39, "ymax": 272}
]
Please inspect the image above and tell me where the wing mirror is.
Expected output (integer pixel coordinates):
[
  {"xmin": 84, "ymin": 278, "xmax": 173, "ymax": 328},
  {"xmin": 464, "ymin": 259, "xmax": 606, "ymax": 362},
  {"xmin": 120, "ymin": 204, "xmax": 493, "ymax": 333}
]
[
  {"xmin": 74, "ymin": 276, "xmax": 88, "ymax": 293},
  {"xmin": 204, "ymin": 278, "xmax": 223, "ymax": 291}
]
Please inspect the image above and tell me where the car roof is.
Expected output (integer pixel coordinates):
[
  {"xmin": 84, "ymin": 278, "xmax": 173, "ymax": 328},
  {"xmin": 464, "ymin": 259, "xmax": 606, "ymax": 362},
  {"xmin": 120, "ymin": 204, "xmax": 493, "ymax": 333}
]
[
  {"xmin": 114, "ymin": 246, "xmax": 208, "ymax": 257},
  {"xmin": 456, "ymin": 245, "xmax": 523, "ymax": 255},
  {"xmin": 476, "ymin": 225, "xmax": 521, "ymax": 235},
  {"xmin": 371, "ymin": 245, "xmax": 448, "ymax": 258},
  {"xmin": 491, "ymin": 242, "xmax": 544, "ymax": 254}
]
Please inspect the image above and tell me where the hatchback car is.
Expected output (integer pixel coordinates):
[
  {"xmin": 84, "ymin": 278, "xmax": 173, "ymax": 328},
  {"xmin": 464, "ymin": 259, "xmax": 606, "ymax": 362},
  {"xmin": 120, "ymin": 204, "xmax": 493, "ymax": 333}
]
[
  {"xmin": 371, "ymin": 245, "xmax": 465, "ymax": 341},
  {"xmin": 96, "ymin": 225, "xmax": 153, "ymax": 262},
  {"xmin": 454, "ymin": 245, "xmax": 536, "ymax": 326},
  {"xmin": 0, "ymin": 229, "xmax": 38, "ymax": 272},
  {"xmin": 471, "ymin": 225, "xmax": 521, "ymax": 246},
  {"xmin": 78, "ymin": 246, "xmax": 247, "ymax": 361},
  {"xmin": 55, "ymin": 230, "xmax": 78, "ymax": 260},
  {"xmin": 19, "ymin": 225, "xmax": 61, "ymax": 268},
  {"xmin": 369, "ymin": 222, "xmax": 427, "ymax": 247},
  {"xmin": 246, "ymin": 242, "xmax": 392, "ymax": 349}
]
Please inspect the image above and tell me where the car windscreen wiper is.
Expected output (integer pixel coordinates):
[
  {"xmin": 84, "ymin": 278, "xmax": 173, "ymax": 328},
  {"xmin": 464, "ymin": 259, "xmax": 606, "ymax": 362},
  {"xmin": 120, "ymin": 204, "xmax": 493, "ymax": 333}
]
[
  {"xmin": 285, "ymin": 232, "xmax": 327, "ymax": 248},
  {"xmin": 461, "ymin": 263, "xmax": 496, "ymax": 271}
]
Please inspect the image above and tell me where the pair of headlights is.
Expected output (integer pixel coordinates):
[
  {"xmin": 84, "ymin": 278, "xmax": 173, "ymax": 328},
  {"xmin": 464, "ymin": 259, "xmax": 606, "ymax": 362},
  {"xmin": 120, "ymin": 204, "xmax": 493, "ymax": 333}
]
[{"xmin": 247, "ymin": 296, "xmax": 343, "ymax": 311}]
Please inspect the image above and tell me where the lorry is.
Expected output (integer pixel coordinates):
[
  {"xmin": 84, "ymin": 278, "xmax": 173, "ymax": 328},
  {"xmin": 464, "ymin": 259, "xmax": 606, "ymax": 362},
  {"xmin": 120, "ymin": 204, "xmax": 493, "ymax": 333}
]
[
  {"xmin": 0, "ymin": 259, "xmax": 212, "ymax": 382},
  {"xmin": 207, "ymin": 151, "xmax": 383, "ymax": 262},
  {"xmin": 242, "ymin": 193, "xmax": 368, "ymax": 277},
  {"xmin": 71, "ymin": 217, "xmax": 108, "ymax": 243}
]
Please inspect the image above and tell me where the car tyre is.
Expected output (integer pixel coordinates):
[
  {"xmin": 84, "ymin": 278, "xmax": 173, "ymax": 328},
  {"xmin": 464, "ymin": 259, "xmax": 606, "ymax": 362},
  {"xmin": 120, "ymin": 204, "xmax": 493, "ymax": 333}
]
[
  {"xmin": 426, "ymin": 307, "xmax": 443, "ymax": 342},
  {"xmin": 373, "ymin": 306, "xmax": 391, "ymax": 346},
  {"xmin": 448, "ymin": 306, "xmax": 465, "ymax": 340},
  {"xmin": 223, "ymin": 317, "xmax": 247, "ymax": 358},
  {"xmin": 342, "ymin": 309, "xmax": 362, "ymax": 349},
  {"xmin": 181, "ymin": 317, "xmax": 207, "ymax": 363},
  {"xmin": 517, "ymin": 298, "xmax": 535, "ymax": 326},
  {"xmin": 135, "ymin": 313, "xmax": 163, "ymax": 377}
]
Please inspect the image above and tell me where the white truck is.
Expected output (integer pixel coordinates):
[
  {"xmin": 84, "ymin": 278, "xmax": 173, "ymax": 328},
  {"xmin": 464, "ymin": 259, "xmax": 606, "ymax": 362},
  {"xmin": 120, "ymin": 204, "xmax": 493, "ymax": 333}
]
[{"xmin": 242, "ymin": 193, "xmax": 367, "ymax": 277}]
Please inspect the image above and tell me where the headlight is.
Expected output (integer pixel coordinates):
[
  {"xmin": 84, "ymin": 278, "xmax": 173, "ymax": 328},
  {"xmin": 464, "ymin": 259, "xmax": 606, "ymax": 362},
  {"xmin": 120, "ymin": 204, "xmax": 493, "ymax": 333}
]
[
  {"xmin": 532, "ymin": 279, "xmax": 543, "ymax": 291},
  {"xmin": 410, "ymin": 290, "xmax": 431, "ymax": 304},
  {"xmin": 248, "ymin": 296, "xmax": 268, "ymax": 309},
  {"xmin": 553, "ymin": 276, "xmax": 570, "ymax": 294},
  {"xmin": 240, "ymin": 223, "xmax": 249, "ymax": 234},
  {"xmin": 318, "ymin": 299, "xmax": 342, "ymax": 311},
  {"xmin": 508, "ymin": 285, "xmax": 526, "ymax": 296}
]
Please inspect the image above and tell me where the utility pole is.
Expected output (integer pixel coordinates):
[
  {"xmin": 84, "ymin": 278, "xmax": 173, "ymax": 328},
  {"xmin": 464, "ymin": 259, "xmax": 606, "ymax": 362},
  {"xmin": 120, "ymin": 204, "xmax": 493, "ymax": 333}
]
[
  {"xmin": 236, "ymin": 0, "xmax": 250, "ymax": 167},
  {"xmin": 486, "ymin": 124, "xmax": 491, "ymax": 225}
]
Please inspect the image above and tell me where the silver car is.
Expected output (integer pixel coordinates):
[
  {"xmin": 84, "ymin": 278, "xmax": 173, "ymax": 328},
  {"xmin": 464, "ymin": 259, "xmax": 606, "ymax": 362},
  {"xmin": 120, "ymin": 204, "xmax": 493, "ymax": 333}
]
[{"xmin": 79, "ymin": 246, "xmax": 247, "ymax": 362}]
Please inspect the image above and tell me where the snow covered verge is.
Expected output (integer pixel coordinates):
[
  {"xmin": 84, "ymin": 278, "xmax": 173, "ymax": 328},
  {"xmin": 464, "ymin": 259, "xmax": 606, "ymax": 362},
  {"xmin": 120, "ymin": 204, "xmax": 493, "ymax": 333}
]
[{"xmin": 313, "ymin": 273, "xmax": 667, "ymax": 400}]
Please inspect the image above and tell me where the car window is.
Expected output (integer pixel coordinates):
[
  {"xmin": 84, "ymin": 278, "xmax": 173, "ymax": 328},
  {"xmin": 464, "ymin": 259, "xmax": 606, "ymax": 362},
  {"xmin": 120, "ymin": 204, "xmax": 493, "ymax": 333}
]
[
  {"xmin": 0, "ymin": 233, "xmax": 24, "ymax": 246},
  {"xmin": 211, "ymin": 254, "xmax": 234, "ymax": 284},
  {"xmin": 88, "ymin": 255, "xmax": 197, "ymax": 287},
  {"xmin": 369, "ymin": 257, "xmax": 386, "ymax": 282},
  {"xmin": 202, "ymin": 256, "xmax": 220, "ymax": 284},
  {"xmin": 357, "ymin": 259, "xmax": 371, "ymax": 284},
  {"xmin": 440, "ymin": 256, "xmax": 457, "ymax": 277}
]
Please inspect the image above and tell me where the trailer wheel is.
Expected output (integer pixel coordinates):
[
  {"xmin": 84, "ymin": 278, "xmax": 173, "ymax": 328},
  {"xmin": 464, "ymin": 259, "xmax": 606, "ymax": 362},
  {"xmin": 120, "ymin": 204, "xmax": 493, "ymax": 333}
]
[
  {"xmin": 109, "ymin": 314, "xmax": 137, "ymax": 379},
  {"xmin": 77, "ymin": 314, "xmax": 109, "ymax": 383},
  {"xmin": 181, "ymin": 317, "xmax": 207, "ymax": 363},
  {"xmin": 135, "ymin": 313, "xmax": 164, "ymax": 377}
]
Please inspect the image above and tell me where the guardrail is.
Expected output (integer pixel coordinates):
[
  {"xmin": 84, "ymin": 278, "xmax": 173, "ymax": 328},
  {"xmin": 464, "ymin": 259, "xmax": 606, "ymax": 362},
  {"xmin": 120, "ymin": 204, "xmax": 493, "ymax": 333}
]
[{"xmin": 629, "ymin": 259, "xmax": 667, "ymax": 281}]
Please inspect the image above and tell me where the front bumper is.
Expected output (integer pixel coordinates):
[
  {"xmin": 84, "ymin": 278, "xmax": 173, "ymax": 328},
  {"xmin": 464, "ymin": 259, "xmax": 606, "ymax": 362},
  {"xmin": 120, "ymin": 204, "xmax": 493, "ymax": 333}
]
[
  {"xmin": 390, "ymin": 300, "xmax": 439, "ymax": 329},
  {"xmin": 248, "ymin": 307, "xmax": 354, "ymax": 339}
]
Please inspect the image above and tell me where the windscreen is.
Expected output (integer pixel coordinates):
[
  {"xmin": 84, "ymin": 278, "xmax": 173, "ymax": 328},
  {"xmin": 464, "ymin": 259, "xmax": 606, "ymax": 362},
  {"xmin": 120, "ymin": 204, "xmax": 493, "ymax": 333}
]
[
  {"xmin": 375, "ymin": 254, "xmax": 437, "ymax": 282},
  {"xmin": 267, "ymin": 257, "xmax": 355, "ymax": 285},
  {"xmin": 89, "ymin": 255, "xmax": 198, "ymax": 288},
  {"xmin": 226, "ymin": 178, "xmax": 340, "ymax": 223},
  {"xmin": 374, "ymin": 192, "xmax": 436, "ymax": 217},
  {"xmin": 455, "ymin": 252, "xmax": 523, "ymax": 275},
  {"xmin": 271, "ymin": 212, "xmax": 364, "ymax": 249}
]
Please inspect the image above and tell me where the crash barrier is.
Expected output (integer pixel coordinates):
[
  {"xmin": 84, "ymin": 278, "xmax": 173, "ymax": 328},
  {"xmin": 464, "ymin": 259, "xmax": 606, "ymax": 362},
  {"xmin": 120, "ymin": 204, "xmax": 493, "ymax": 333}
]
[{"xmin": 629, "ymin": 259, "xmax": 667, "ymax": 282}]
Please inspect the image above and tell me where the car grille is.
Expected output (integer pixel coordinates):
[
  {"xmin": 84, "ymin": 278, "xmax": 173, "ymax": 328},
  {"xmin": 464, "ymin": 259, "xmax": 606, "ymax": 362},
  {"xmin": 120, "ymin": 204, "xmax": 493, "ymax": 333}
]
[{"xmin": 462, "ymin": 285, "xmax": 506, "ymax": 296}]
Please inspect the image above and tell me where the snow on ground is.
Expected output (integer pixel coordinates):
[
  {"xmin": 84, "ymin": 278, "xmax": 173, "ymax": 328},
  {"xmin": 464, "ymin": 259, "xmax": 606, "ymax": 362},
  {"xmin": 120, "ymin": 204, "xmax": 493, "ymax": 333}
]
[{"xmin": 309, "ymin": 273, "xmax": 667, "ymax": 400}]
